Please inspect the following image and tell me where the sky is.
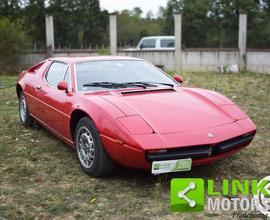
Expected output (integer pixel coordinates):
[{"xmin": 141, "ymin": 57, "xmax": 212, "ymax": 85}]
[{"xmin": 100, "ymin": 0, "xmax": 168, "ymax": 17}]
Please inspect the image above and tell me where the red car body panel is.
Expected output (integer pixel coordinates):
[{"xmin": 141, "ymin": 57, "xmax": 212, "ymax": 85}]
[{"xmin": 17, "ymin": 56, "xmax": 256, "ymax": 171}]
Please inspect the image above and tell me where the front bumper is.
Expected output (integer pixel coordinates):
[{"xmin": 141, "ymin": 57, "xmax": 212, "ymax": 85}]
[
  {"xmin": 101, "ymin": 117, "xmax": 256, "ymax": 170},
  {"xmin": 145, "ymin": 132, "xmax": 255, "ymax": 162}
]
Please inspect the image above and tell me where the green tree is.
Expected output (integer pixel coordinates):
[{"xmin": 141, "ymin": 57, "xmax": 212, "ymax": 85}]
[
  {"xmin": 162, "ymin": 0, "xmax": 184, "ymax": 35},
  {"xmin": 47, "ymin": 0, "xmax": 108, "ymax": 48},
  {"xmin": 0, "ymin": 18, "xmax": 29, "ymax": 73},
  {"xmin": 162, "ymin": 0, "xmax": 270, "ymax": 48},
  {"xmin": 132, "ymin": 7, "xmax": 143, "ymax": 18},
  {"xmin": 22, "ymin": 0, "xmax": 46, "ymax": 49},
  {"xmin": 0, "ymin": 0, "xmax": 22, "ymax": 19},
  {"xmin": 181, "ymin": 0, "xmax": 212, "ymax": 47},
  {"xmin": 146, "ymin": 10, "xmax": 154, "ymax": 20},
  {"xmin": 117, "ymin": 9, "xmax": 163, "ymax": 47}
]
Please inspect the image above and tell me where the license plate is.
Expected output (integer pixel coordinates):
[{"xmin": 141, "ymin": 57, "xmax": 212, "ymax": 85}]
[{"xmin": 151, "ymin": 158, "xmax": 192, "ymax": 175}]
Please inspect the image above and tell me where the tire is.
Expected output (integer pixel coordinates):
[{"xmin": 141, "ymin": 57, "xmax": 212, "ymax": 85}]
[
  {"xmin": 19, "ymin": 92, "xmax": 33, "ymax": 127},
  {"xmin": 75, "ymin": 117, "xmax": 114, "ymax": 177}
]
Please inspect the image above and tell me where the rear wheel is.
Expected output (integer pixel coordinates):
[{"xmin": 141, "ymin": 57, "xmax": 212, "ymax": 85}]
[
  {"xmin": 75, "ymin": 117, "xmax": 114, "ymax": 177},
  {"xmin": 19, "ymin": 92, "xmax": 33, "ymax": 127}
]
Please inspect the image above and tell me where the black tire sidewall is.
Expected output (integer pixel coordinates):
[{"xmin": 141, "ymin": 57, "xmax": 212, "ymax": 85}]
[
  {"xmin": 75, "ymin": 117, "xmax": 112, "ymax": 176},
  {"xmin": 19, "ymin": 92, "xmax": 32, "ymax": 127}
]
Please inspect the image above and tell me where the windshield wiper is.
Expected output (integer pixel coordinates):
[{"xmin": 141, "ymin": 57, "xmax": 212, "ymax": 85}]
[
  {"xmin": 83, "ymin": 81, "xmax": 174, "ymax": 89},
  {"xmin": 146, "ymin": 82, "xmax": 175, "ymax": 87},
  {"xmin": 83, "ymin": 82, "xmax": 148, "ymax": 89},
  {"xmin": 125, "ymin": 81, "xmax": 174, "ymax": 88},
  {"xmin": 124, "ymin": 82, "xmax": 157, "ymax": 89}
]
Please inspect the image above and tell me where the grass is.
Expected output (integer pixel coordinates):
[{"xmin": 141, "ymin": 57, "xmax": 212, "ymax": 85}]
[{"xmin": 0, "ymin": 71, "xmax": 270, "ymax": 219}]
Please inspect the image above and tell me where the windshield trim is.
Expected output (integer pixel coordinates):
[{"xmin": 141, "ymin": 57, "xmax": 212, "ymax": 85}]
[{"xmin": 74, "ymin": 59, "xmax": 178, "ymax": 93}]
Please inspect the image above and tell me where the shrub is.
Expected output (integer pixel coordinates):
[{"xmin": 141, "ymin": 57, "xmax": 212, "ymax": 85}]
[{"xmin": 0, "ymin": 18, "xmax": 29, "ymax": 74}]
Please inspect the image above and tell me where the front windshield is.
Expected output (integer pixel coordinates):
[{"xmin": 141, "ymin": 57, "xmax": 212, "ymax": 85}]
[{"xmin": 75, "ymin": 60, "xmax": 176, "ymax": 91}]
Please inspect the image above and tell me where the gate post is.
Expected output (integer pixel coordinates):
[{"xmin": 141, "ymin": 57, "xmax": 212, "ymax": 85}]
[
  {"xmin": 109, "ymin": 13, "xmax": 117, "ymax": 56},
  {"xmin": 45, "ymin": 14, "xmax": 54, "ymax": 58},
  {"xmin": 174, "ymin": 12, "xmax": 182, "ymax": 72},
  {"xmin": 238, "ymin": 12, "xmax": 247, "ymax": 71}
]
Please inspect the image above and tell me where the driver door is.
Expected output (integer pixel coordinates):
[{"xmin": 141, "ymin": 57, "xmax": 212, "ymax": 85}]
[{"xmin": 35, "ymin": 61, "xmax": 72, "ymax": 137}]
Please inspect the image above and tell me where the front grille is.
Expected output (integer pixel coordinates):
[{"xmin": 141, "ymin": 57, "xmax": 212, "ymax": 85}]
[
  {"xmin": 214, "ymin": 133, "xmax": 255, "ymax": 153},
  {"xmin": 145, "ymin": 133, "xmax": 255, "ymax": 162},
  {"xmin": 146, "ymin": 145, "xmax": 211, "ymax": 162}
]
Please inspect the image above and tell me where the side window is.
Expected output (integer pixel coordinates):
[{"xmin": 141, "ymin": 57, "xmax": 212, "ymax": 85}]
[
  {"xmin": 63, "ymin": 67, "xmax": 72, "ymax": 90},
  {"xmin": 161, "ymin": 39, "xmax": 175, "ymax": 48},
  {"xmin": 140, "ymin": 39, "xmax": 156, "ymax": 49},
  {"xmin": 46, "ymin": 62, "xmax": 68, "ymax": 87}
]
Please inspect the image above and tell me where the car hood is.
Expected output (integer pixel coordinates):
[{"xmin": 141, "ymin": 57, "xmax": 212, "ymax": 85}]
[{"xmin": 100, "ymin": 87, "xmax": 243, "ymax": 134}]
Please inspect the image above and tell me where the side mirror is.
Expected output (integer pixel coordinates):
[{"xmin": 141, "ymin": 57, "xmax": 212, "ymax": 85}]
[
  {"xmin": 57, "ymin": 81, "xmax": 69, "ymax": 93},
  {"xmin": 173, "ymin": 74, "xmax": 184, "ymax": 84}
]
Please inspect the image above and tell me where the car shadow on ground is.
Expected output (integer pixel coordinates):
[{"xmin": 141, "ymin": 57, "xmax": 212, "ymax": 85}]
[{"xmin": 104, "ymin": 162, "xmax": 229, "ymax": 186}]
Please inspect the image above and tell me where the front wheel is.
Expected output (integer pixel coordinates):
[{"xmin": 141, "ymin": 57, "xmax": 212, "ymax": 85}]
[
  {"xmin": 19, "ymin": 92, "xmax": 33, "ymax": 127},
  {"xmin": 75, "ymin": 117, "xmax": 114, "ymax": 177}
]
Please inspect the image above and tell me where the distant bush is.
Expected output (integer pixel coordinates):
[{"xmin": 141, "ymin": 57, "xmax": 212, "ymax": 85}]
[
  {"xmin": 97, "ymin": 48, "xmax": 111, "ymax": 55},
  {"xmin": 0, "ymin": 18, "xmax": 29, "ymax": 74}
]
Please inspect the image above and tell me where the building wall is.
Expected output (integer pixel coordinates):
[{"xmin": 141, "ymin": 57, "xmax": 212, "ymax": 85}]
[
  {"xmin": 246, "ymin": 50, "xmax": 270, "ymax": 73},
  {"xmin": 19, "ymin": 49, "xmax": 270, "ymax": 74}
]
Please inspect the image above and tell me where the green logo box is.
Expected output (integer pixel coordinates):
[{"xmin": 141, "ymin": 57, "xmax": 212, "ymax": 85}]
[{"xmin": 171, "ymin": 178, "xmax": 205, "ymax": 212}]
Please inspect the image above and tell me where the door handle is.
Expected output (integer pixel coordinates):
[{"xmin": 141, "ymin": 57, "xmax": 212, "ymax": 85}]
[{"xmin": 36, "ymin": 85, "xmax": 41, "ymax": 89}]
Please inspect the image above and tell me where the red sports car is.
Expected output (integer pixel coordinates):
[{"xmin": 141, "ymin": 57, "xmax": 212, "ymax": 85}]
[{"xmin": 16, "ymin": 56, "xmax": 256, "ymax": 177}]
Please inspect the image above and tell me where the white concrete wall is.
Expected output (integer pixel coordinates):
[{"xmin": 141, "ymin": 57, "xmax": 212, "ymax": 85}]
[
  {"xmin": 53, "ymin": 51, "xmax": 99, "ymax": 58},
  {"xmin": 246, "ymin": 50, "xmax": 270, "ymax": 74},
  {"xmin": 19, "ymin": 51, "xmax": 98, "ymax": 69},
  {"xmin": 182, "ymin": 49, "xmax": 239, "ymax": 71},
  {"xmin": 19, "ymin": 52, "xmax": 46, "ymax": 69},
  {"xmin": 19, "ymin": 49, "xmax": 270, "ymax": 74},
  {"xmin": 117, "ymin": 50, "xmax": 175, "ymax": 70},
  {"xmin": 118, "ymin": 49, "xmax": 239, "ymax": 71}
]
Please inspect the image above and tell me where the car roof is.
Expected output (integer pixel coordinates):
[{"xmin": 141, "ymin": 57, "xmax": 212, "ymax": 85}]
[
  {"xmin": 141, "ymin": 36, "xmax": 175, "ymax": 40},
  {"xmin": 50, "ymin": 56, "xmax": 142, "ymax": 64}
]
